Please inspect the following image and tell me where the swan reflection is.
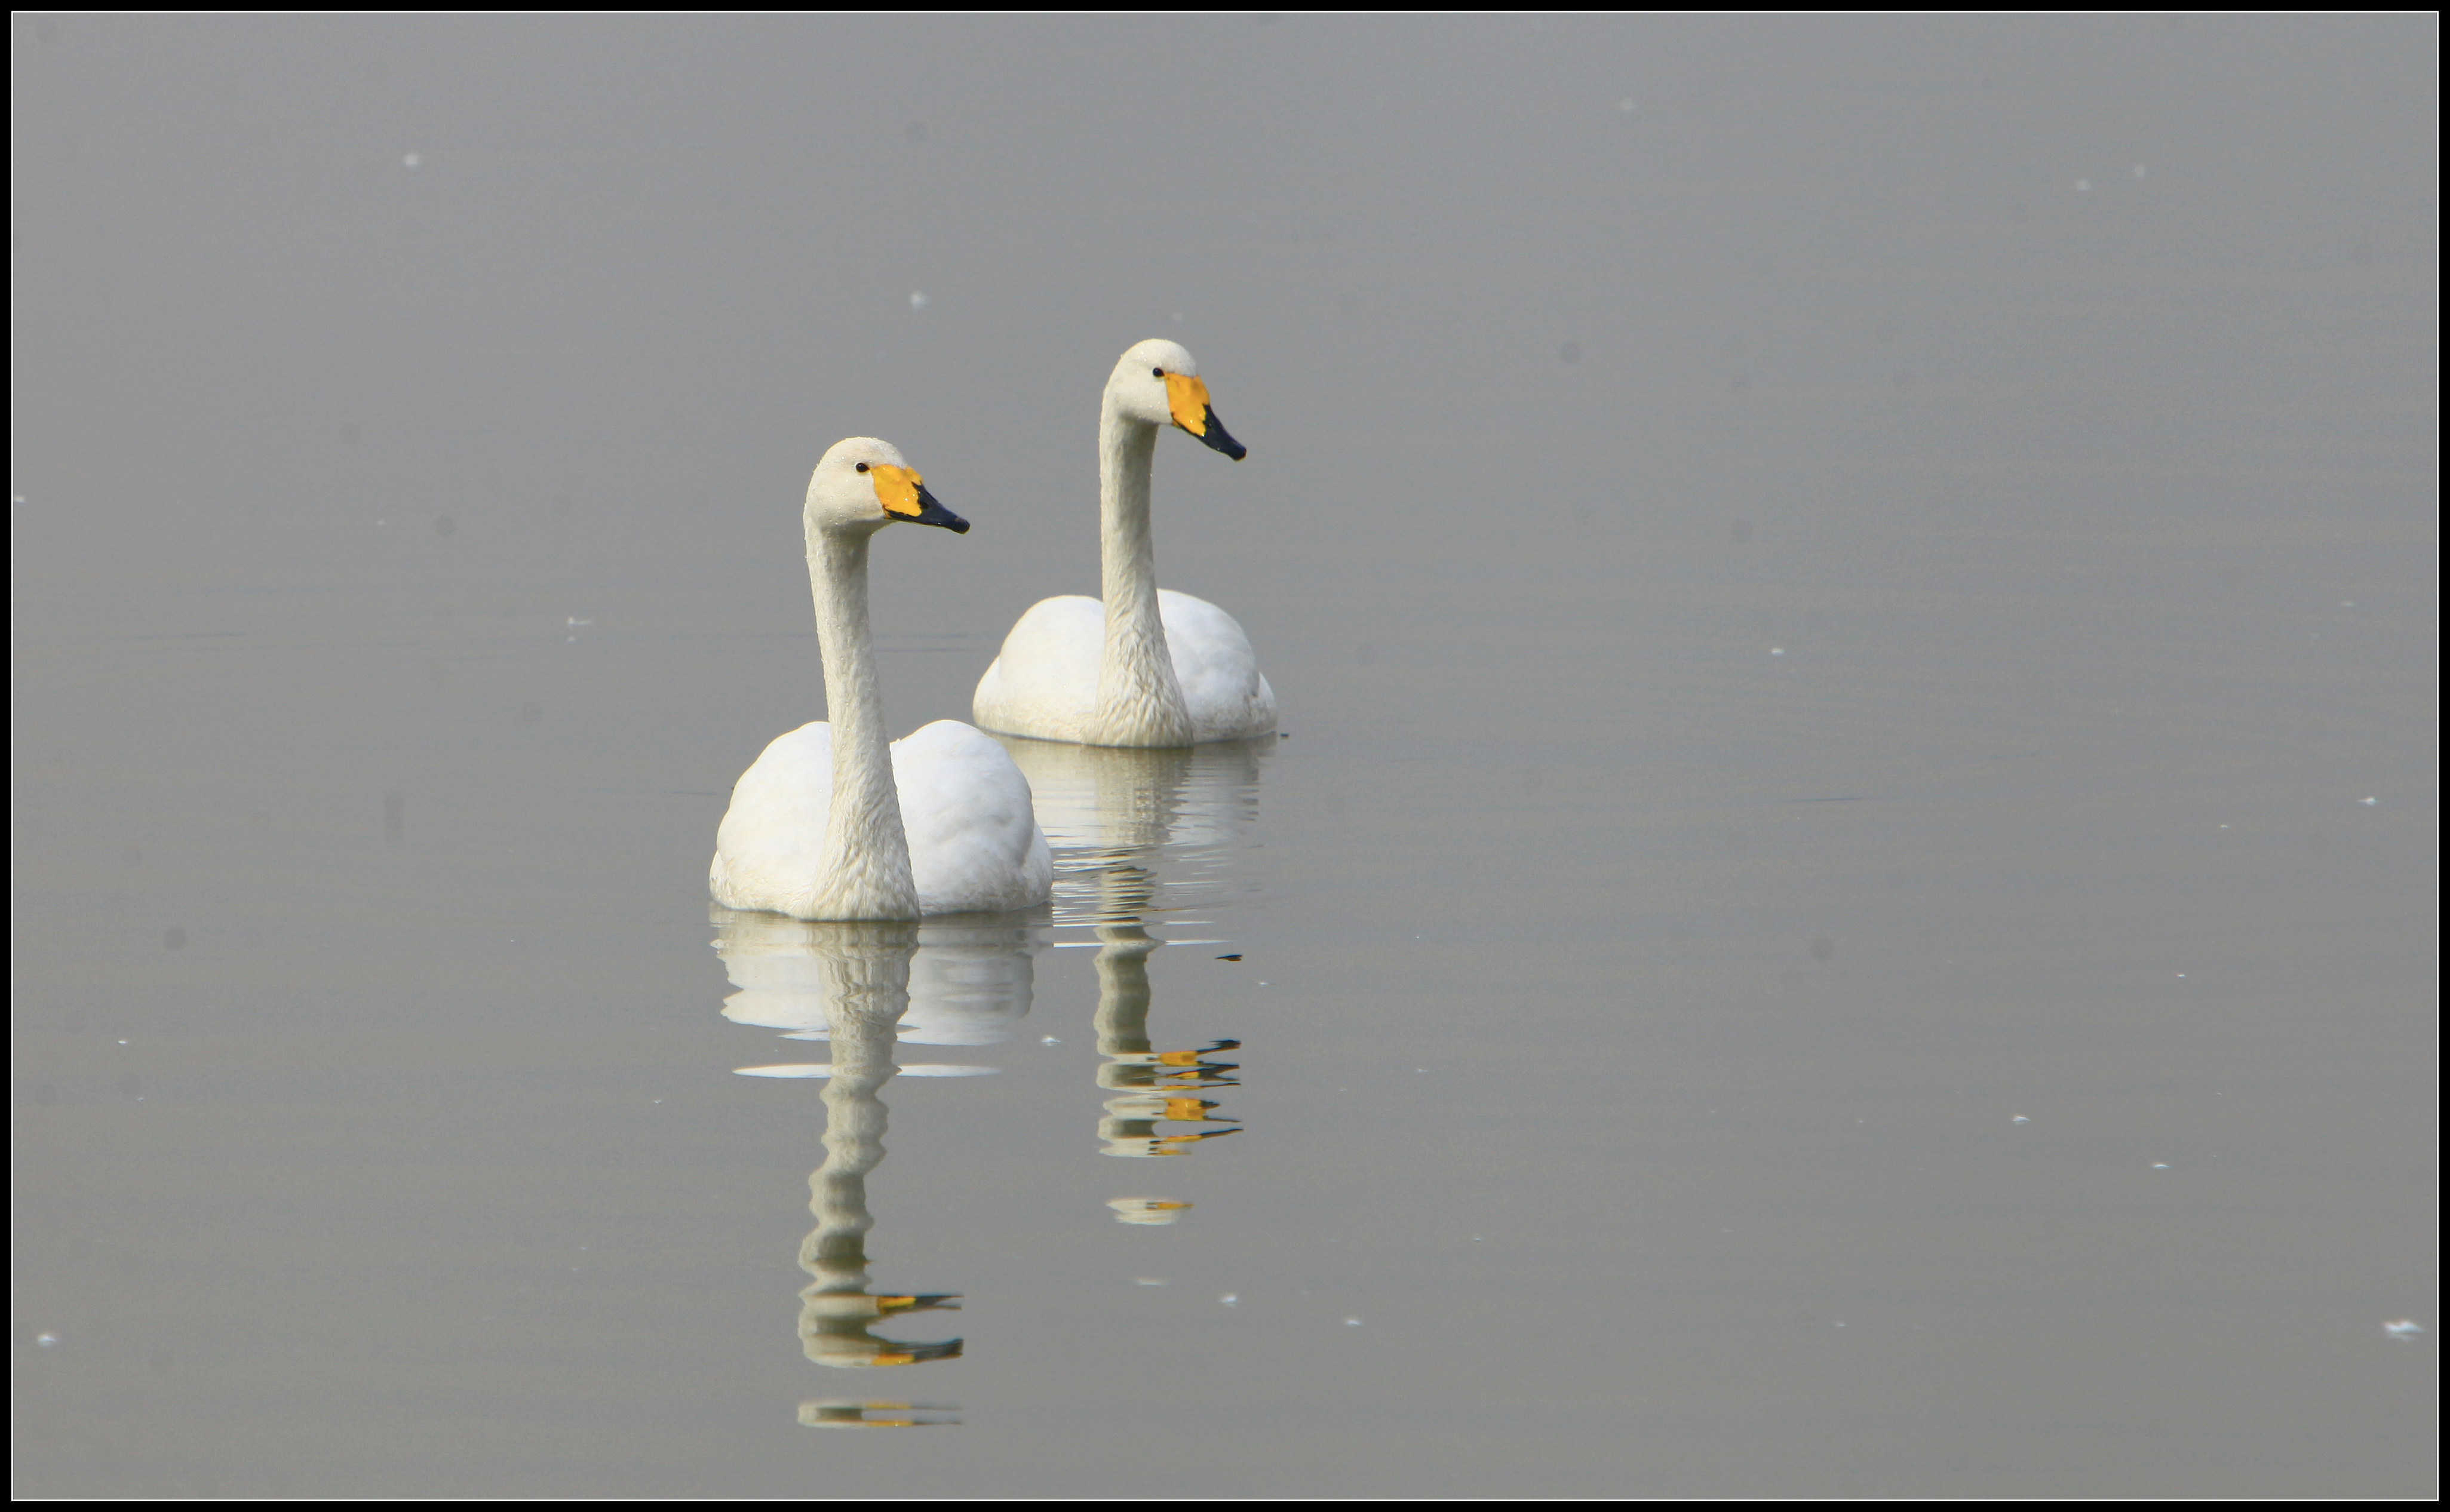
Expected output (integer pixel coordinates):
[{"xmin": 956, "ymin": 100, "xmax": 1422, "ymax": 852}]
[
  {"xmin": 997, "ymin": 737, "xmax": 1268, "ymax": 912},
  {"xmin": 797, "ymin": 1399, "xmax": 959, "ymax": 1430},
  {"xmin": 1088, "ymin": 864, "xmax": 1242, "ymax": 1160},
  {"xmin": 713, "ymin": 910, "xmax": 1042, "ymax": 1423},
  {"xmin": 994, "ymin": 738, "xmax": 1270, "ymax": 1212},
  {"xmin": 720, "ymin": 911, "xmax": 1037, "ymax": 1050}
]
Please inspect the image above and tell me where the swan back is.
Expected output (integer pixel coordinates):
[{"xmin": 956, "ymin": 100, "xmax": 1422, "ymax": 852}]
[
  {"xmin": 711, "ymin": 719, "xmax": 1054, "ymax": 918},
  {"xmin": 890, "ymin": 720, "xmax": 1055, "ymax": 914},
  {"xmin": 712, "ymin": 721, "xmax": 840, "ymax": 918}
]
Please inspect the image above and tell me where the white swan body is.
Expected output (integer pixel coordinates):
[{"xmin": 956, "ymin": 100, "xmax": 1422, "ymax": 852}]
[
  {"xmin": 973, "ymin": 339, "xmax": 1276, "ymax": 748},
  {"xmin": 714, "ymin": 719, "xmax": 1052, "ymax": 917},
  {"xmin": 712, "ymin": 438, "xmax": 1053, "ymax": 920},
  {"xmin": 974, "ymin": 589, "xmax": 1275, "ymax": 746}
]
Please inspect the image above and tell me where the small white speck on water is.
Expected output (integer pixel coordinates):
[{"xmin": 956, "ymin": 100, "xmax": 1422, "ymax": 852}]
[
  {"xmin": 1344, "ymin": 1317, "xmax": 1363, "ymax": 1327},
  {"xmin": 2133, "ymin": 164, "xmax": 2147, "ymax": 179},
  {"xmin": 1133, "ymin": 1277, "xmax": 1166, "ymax": 1287},
  {"xmin": 1219, "ymin": 1293, "xmax": 1239, "ymax": 1306},
  {"xmin": 1617, "ymin": 96, "xmax": 1636, "ymax": 113},
  {"xmin": 2151, "ymin": 1163, "xmax": 2171, "ymax": 1170},
  {"xmin": 2360, "ymin": 795, "xmax": 2379, "ymax": 806},
  {"xmin": 36, "ymin": 1333, "xmax": 60, "ymax": 1348},
  {"xmin": 1471, "ymin": 1235, "xmax": 1484, "ymax": 1241},
  {"xmin": 1040, "ymin": 1035, "xmax": 1061, "ymax": 1046},
  {"xmin": 1834, "ymin": 1320, "xmax": 1846, "ymax": 1327},
  {"xmin": 2075, "ymin": 178, "xmax": 2092, "ymax": 191},
  {"xmin": 908, "ymin": 290, "xmax": 929, "ymax": 310},
  {"xmin": 2176, "ymin": 973, "xmax": 2187, "ymax": 979},
  {"xmin": 2012, "ymin": 1115, "xmax": 2030, "ymax": 1124},
  {"xmin": 2340, "ymin": 601, "xmax": 2357, "ymax": 609},
  {"xmin": 403, "ymin": 152, "xmax": 422, "ymax": 170},
  {"xmin": 650, "ymin": 1098, "xmax": 663, "ymax": 1105},
  {"xmin": 2384, "ymin": 1319, "xmax": 2424, "ymax": 1337},
  {"xmin": 2219, "ymin": 823, "xmax": 2230, "ymax": 829},
  {"xmin": 1770, "ymin": 647, "xmax": 1786, "ymax": 656},
  {"xmin": 118, "ymin": 1040, "xmax": 129, "ymax": 1046}
]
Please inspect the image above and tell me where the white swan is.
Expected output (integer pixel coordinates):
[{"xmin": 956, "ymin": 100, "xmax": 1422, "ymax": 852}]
[
  {"xmin": 972, "ymin": 339, "xmax": 1277, "ymax": 747},
  {"xmin": 712, "ymin": 438, "xmax": 1054, "ymax": 920}
]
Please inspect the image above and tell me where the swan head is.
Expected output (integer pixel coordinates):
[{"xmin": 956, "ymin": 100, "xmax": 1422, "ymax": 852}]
[
  {"xmin": 1107, "ymin": 339, "xmax": 1247, "ymax": 460},
  {"xmin": 805, "ymin": 437, "xmax": 970, "ymax": 537}
]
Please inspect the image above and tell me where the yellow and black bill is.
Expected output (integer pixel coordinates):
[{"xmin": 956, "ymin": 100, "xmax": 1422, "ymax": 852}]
[
  {"xmin": 869, "ymin": 465, "xmax": 972, "ymax": 533},
  {"xmin": 1162, "ymin": 372, "xmax": 1249, "ymax": 460}
]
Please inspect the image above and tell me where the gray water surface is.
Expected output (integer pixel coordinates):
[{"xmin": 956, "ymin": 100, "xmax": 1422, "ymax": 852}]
[{"xmin": 13, "ymin": 14, "xmax": 2437, "ymax": 1497}]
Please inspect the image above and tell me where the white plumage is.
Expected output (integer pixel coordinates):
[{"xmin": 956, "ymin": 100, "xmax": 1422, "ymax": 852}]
[
  {"xmin": 714, "ymin": 719, "xmax": 1052, "ymax": 917},
  {"xmin": 973, "ymin": 339, "xmax": 1276, "ymax": 748},
  {"xmin": 711, "ymin": 437, "xmax": 1053, "ymax": 920},
  {"xmin": 974, "ymin": 588, "xmax": 1275, "ymax": 746}
]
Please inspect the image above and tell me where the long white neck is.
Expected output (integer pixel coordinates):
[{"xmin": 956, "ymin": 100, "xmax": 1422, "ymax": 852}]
[
  {"xmin": 1094, "ymin": 397, "xmax": 1194, "ymax": 746},
  {"xmin": 806, "ymin": 527, "xmax": 919, "ymax": 920}
]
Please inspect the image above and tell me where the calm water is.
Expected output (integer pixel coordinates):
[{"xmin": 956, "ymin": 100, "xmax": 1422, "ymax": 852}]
[{"xmin": 13, "ymin": 14, "xmax": 2436, "ymax": 1496}]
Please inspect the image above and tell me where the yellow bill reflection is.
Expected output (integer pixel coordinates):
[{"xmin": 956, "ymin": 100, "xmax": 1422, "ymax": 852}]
[
  {"xmin": 988, "ymin": 738, "xmax": 1274, "ymax": 1219},
  {"xmin": 714, "ymin": 910, "xmax": 1042, "ymax": 1413}
]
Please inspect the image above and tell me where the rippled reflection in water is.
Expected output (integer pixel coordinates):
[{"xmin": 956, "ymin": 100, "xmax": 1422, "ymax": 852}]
[
  {"xmin": 705, "ymin": 735, "xmax": 1273, "ymax": 1422},
  {"xmin": 999, "ymin": 737, "xmax": 1274, "ymax": 1202},
  {"xmin": 15, "ymin": 16, "xmax": 2435, "ymax": 1495},
  {"xmin": 713, "ymin": 914, "xmax": 1047, "ymax": 1425}
]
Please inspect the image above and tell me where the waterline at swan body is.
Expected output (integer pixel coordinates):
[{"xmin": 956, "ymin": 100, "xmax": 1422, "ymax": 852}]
[
  {"xmin": 974, "ymin": 589, "xmax": 1275, "ymax": 746},
  {"xmin": 712, "ymin": 438, "xmax": 1054, "ymax": 920},
  {"xmin": 714, "ymin": 719, "xmax": 1052, "ymax": 918},
  {"xmin": 972, "ymin": 339, "xmax": 1276, "ymax": 748}
]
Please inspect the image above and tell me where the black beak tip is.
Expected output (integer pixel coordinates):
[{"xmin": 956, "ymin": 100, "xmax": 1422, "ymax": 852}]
[
  {"xmin": 912, "ymin": 484, "xmax": 970, "ymax": 533},
  {"xmin": 1196, "ymin": 409, "xmax": 1248, "ymax": 461}
]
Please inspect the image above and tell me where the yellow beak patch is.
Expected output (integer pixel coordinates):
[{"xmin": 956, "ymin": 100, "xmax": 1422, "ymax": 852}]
[
  {"xmin": 868, "ymin": 465, "xmax": 926, "ymax": 519},
  {"xmin": 1163, "ymin": 372, "xmax": 1214, "ymax": 436}
]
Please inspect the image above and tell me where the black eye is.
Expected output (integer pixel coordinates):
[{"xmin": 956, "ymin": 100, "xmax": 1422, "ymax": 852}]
[
  {"xmin": 855, "ymin": 462, "xmax": 869, "ymax": 473},
  {"xmin": 1153, "ymin": 367, "xmax": 1165, "ymax": 379}
]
